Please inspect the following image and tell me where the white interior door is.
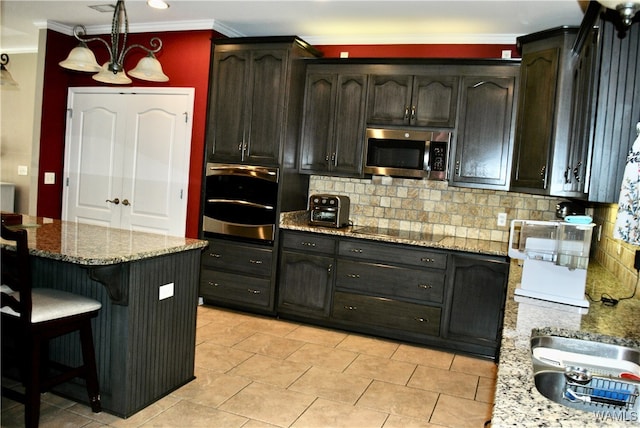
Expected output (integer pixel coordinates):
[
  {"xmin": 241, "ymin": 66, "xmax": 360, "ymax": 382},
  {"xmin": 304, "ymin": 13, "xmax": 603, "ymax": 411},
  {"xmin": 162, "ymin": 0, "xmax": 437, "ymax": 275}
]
[{"xmin": 63, "ymin": 87, "xmax": 194, "ymax": 237}]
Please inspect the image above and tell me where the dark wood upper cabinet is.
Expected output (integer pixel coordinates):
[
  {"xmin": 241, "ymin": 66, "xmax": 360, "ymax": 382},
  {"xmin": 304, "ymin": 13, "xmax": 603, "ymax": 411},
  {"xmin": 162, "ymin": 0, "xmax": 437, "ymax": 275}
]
[
  {"xmin": 299, "ymin": 65, "xmax": 368, "ymax": 176},
  {"xmin": 451, "ymin": 70, "xmax": 518, "ymax": 190},
  {"xmin": 510, "ymin": 27, "xmax": 578, "ymax": 196},
  {"xmin": 206, "ymin": 37, "xmax": 320, "ymax": 167},
  {"xmin": 367, "ymin": 73, "xmax": 458, "ymax": 128}
]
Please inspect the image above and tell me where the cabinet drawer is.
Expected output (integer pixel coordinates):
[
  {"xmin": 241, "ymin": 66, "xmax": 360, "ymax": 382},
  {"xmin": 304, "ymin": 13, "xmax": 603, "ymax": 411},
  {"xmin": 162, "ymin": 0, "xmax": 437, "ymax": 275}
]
[
  {"xmin": 200, "ymin": 269, "xmax": 271, "ymax": 307},
  {"xmin": 332, "ymin": 292, "xmax": 441, "ymax": 336},
  {"xmin": 281, "ymin": 230, "xmax": 336, "ymax": 254},
  {"xmin": 336, "ymin": 260, "xmax": 445, "ymax": 303},
  {"xmin": 339, "ymin": 240, "xmax": 447, "ymax": 270},
  {"xmin": 202, "ymin": 239, "xmax": 272, "ymax": 276}
]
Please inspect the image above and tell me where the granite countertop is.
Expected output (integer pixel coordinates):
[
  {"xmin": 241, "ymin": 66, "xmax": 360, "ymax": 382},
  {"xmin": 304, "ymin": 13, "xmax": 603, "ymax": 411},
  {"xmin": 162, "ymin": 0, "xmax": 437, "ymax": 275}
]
[
  {"xmin": 1, "ymin": 215, "xmax": 208, "ymax": 266},
  {"xmin": 280, "ymin": 211, "xmax": 509, "ymax": 257},
  {"xmin": 493, "ymin": 261, "xmax": 640, "ymax": 427}
]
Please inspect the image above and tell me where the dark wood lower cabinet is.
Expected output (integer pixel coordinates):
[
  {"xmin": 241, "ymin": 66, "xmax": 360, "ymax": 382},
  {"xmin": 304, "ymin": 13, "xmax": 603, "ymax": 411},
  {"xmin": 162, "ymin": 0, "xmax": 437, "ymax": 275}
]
[
  {"xmin": 444, "ymin": 253, "xmax": 510, "ymax": 347},
  {"xmin": 276, "ymin": 230, "xmax": 509, "ymax": 359}
]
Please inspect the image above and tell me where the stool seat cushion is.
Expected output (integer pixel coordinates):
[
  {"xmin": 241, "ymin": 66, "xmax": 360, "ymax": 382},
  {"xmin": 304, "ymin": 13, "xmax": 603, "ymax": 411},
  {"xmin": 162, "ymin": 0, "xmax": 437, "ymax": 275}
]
[{"xmin": 1, "ymin": 287, "xmax": 101, "ymax": 323}]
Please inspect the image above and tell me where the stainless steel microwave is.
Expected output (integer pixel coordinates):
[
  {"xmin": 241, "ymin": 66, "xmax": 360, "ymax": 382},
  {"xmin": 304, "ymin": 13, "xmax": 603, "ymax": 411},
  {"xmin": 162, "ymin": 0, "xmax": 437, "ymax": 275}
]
[{"xmin": 363, "ymin": 128, "xmax": 451, "ymax": 180}]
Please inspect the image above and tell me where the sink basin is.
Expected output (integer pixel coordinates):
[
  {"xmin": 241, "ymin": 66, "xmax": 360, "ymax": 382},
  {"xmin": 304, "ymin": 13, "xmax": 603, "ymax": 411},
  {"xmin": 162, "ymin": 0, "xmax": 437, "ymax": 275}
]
[{"xmin": 531, "ymin": 335, "xmax": 640, "ymax": 414}]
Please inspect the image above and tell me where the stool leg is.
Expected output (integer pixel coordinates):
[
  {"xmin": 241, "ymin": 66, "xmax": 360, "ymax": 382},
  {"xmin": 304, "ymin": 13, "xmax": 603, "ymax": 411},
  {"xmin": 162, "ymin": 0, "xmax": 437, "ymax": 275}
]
[
  {"xmin": 25, "ymin": 339, "xmax": 41, "ymax": 428},
  {"xmin": 79, "ymin": 322, "xmax": 101, "ymax": 413}
]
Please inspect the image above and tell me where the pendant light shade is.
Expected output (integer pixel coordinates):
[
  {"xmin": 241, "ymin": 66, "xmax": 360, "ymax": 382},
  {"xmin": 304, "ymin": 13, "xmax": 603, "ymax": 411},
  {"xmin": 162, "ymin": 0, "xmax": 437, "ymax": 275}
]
[
  {"xmin": 58, "ymin": 42, "xmax": 102, "ymax": 72},
  {"xmin": 92, "ymin": 63, "xmax": 132, "ymax": 85},
  {"xmin": 597, "ymin": 0, "xmax": 640, "ymax": 27},
  {"xmin": 128, "ymin": 53, "xmax": 169, "ymax": 82}
]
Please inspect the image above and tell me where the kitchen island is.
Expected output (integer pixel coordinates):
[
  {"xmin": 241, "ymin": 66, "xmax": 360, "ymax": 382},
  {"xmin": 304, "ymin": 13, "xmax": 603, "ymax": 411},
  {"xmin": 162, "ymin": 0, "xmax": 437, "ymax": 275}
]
[
  {"xmin": 0, "ymin": 216, "xmax": 208, "ymax": 418},
  {"xmin": 493, "ymin": 261, "xmax": 640, "ymax": 427}
]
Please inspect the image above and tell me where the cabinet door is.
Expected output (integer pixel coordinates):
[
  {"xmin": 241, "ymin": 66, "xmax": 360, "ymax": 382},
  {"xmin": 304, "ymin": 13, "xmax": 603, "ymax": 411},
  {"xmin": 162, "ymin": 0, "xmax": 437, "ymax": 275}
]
[
  {"xmin": 245, "ymin": 49, "xmax": 288, "ymax": 164},
  {"xmin": 332, "ymin": 74, "xmax": 368, "ymax": 175},
  {"xmin": 208, "ymin": 50, "xmax": 250, "ymax": 162},
  {"xmin": 367, "ymin": 75, "xmax": 413, "ymax": 125},
  {"xmin": 299, "ymin": 73, "xmax": 337, "ymax": 173},
  {"xmin": 511, "ymin": 49, "xmax": 559, "ymax": 191},
  {"xmin": 566, "ymin": 30, "xmax": 597, "ymax": 195},
  {"xmin": 446, "ymin": 254, "xmax": 508, "ymax": 347},
  {"xmin": 278, "ymin": 251, "xmax": 334, "ymax": 318},
  {"xmin": 412, "ymin": 76, "xmax": 458, "ymax": 128},
  {"xmin": 452, "ymin": 75, "xmax": 515, "ymax": 189}
]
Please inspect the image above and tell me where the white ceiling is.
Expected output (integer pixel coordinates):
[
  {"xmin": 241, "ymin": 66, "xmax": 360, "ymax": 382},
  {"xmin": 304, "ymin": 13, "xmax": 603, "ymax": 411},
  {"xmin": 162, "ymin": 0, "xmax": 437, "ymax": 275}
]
[{"xmin": 1, "ymin": 0, "xmax": 588, "ymax": 54}]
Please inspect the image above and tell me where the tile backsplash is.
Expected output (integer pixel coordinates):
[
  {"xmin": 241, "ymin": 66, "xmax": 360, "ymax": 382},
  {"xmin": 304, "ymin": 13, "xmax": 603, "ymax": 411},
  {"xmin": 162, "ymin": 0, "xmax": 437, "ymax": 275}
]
[
  {"xmin": 309, "ymin": 175, "xmax": 638, "ymax": 296},
  {"xmin": 309, "ymin": 175, "xmax": 559, "ymax": 243}
]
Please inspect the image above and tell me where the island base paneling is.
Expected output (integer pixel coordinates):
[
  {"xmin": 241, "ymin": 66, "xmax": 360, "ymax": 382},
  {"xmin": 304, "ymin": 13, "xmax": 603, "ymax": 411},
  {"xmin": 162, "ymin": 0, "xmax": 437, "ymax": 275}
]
[{"xmin": 30, "ymin": 249, "xmax": 202, "ymax": 418}]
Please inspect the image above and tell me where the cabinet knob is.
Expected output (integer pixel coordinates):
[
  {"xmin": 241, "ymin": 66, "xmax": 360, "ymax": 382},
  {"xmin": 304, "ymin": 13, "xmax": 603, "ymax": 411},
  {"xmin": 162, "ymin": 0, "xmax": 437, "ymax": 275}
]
[
  {"xmin": 414, "ymin": 317, "xmax": 429, "ymax": 323},
  {"xmin": 418, "ymin": 284, "xmax": 433, "ymax": 289},
  {"xmin": 344, "ymin": 305, "xmax": 358, "ymax": 311},
  {"xmin": 347, "ymin": 273, "xmax": 360, "ymax": 279},
  {"xmin": 327, "ymin": 263, "xmax": 333, "ymax": 275}
]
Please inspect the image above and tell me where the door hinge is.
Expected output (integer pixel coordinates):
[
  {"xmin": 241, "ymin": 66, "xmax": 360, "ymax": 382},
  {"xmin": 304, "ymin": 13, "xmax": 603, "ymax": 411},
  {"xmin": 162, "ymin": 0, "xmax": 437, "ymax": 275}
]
[
  {"xmin": 65, "ymin": 177, "xmax": 69, "ymax": 186},
  {"xmin": 184, "ymin": 112, "xmax": 188, "ymax": 123},
  {"xmin": 180, "ymin": 189, "xmax": 184, "ymax": 199},
  {"xmin": 67, "ymin": 108, "xmax": 72, "ymax": 119}
]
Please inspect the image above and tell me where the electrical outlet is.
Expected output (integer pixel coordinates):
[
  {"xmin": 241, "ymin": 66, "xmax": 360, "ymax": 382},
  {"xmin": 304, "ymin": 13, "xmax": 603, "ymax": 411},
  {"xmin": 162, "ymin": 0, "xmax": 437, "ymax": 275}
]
[
  {"xmin": 497, "ymin": 213, "xmax": 507, "ymax": 227},
  {"xmin": 17, "ymin": 165, "xmax": 28, "ymax": 176}
]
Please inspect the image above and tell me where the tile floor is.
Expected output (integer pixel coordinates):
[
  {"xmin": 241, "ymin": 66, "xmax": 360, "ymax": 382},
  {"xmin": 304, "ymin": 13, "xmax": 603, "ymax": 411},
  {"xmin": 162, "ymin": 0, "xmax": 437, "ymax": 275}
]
[{"xmin": 1, "ymin": 305, "xmax": 496, "ymax": 427}]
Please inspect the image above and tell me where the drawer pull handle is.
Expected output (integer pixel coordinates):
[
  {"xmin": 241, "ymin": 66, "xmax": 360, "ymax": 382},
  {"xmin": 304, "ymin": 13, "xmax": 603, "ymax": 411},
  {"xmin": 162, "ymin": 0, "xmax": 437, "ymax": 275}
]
[
  {"xmin": 208, "ymin": 281, "xmax": 220, "ymax": 287},
  {"xmin": 420, "ymin": 257, "xmax": 435, "ymax": 263},
  {"xmin": 344, "ymin": 305, "xmax": 358, "ymax": 311},
  {"xmin": 247, "ymin": 289, "xmax": 262, "ymax": 294},
  {"xmin": 350, "ymin": 248, "xmax": 363, "ymax": 253},
  {"xmin": 347, "ymin": 274, "xmax": 360, "ymax": 279},
  {"xmin": 327, "ymin": 264, "xmax": 333, "ymax": 274},
  {"xmin": 249, "ymin": 259, "xmax": 263, "ymax": 264},
  {"xmin": 414, "ymin": 317, "xmax": 429, "ymax": 323},
  {"xmin": 301, "ymin": 241, "xmax": 316, "ymax": 247},
  {"xmin": 209, "ymin": 253, "xmax": 222, "ymax": 258},
  {"xmin": 418, "ymin": 284, "xmax": 432, "ymax": 289}
]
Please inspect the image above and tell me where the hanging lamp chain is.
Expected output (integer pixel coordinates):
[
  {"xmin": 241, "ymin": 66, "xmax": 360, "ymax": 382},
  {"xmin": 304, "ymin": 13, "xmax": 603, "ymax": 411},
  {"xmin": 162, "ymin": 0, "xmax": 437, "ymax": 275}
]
[{"xmin": 71, "ymin": 0, "xmax": 163, "ymax": 75}]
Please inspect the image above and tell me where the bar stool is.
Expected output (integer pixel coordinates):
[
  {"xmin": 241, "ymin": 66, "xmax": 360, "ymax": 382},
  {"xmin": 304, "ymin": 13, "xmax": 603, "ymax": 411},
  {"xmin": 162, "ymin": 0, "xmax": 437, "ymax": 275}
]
[{"xmin": 1, "ymin": 225, "xmax": 102, "ymax": 428}]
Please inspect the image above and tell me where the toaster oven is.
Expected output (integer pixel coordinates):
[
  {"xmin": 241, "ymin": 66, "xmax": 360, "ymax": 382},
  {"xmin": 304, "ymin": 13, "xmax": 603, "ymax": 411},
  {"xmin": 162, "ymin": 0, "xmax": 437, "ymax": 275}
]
[{"xmin": 309, "ymin": 194, "xmax": 350, "ymax": 228}]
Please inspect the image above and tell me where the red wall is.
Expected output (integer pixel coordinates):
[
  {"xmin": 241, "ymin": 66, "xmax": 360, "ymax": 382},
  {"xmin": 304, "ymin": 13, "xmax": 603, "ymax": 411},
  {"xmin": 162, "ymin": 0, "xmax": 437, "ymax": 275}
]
[
  {"xmin": 315, "ymin": 44, "xmax": 519, "ymax": 59},
  {"xmin": 38, "ymin": 31, "xmax": 518, "ymax": 238},
  {"xmin": 39, "ymin": 29, "xmax": 223, "ymax": 238}
]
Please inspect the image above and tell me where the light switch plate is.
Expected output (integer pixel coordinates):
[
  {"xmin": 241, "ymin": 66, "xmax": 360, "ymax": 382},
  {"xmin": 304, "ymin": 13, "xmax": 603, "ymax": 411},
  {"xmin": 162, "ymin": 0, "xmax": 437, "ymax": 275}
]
[
  {"xmin": 497, "ymin": 213, "xmax": 507, "ymax": 227},
  {"xmin": 17, "ymin": 165, "xmax": 28, "ymax": 176},
  {"xmin": 44, "ymin": 172, "xmax": 55, "ymax": 184}
]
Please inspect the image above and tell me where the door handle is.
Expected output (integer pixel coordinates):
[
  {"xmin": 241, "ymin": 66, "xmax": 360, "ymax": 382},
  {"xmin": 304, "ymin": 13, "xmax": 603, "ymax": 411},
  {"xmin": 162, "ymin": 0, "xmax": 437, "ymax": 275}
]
[
  {"xmin": 122, "ymin": 199, "xmax": 131, "ymax": 206},
  {"xmin": 106, "ymin": 198, "xmax": 120, "ymax": 205}
]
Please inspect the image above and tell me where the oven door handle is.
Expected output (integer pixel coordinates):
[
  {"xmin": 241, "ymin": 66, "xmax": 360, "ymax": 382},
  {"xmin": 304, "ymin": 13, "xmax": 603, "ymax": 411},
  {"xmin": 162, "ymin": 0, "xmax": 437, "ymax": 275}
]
[{"xmin": 207, "ymin": 199, "xmax": 274, "ymax": 210}]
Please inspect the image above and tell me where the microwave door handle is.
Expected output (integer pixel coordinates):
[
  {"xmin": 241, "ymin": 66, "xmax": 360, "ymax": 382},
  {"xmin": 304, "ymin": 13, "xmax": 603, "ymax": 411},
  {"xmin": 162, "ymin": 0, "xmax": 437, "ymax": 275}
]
[{"xmin": 207, "ymin": 199, "xmax": 274, "ymax": 210}]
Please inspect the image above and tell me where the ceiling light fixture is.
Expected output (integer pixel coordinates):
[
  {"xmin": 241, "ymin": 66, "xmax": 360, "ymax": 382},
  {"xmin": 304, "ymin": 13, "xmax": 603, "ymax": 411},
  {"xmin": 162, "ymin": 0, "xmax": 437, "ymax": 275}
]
[
  {"xmin": 0, "ymin": 54, "xmax": 19, "ymax": 87},
  {"xmin": 598, "ymin": 1, "xmax": 640, "ymax": 28},
  {"xmin": 147, "ymin": 0, "xmax": 170, "ymax": 10},
  {"xmin": 59, "ymin": 0, "xmax": 168, "ymax": 84}
]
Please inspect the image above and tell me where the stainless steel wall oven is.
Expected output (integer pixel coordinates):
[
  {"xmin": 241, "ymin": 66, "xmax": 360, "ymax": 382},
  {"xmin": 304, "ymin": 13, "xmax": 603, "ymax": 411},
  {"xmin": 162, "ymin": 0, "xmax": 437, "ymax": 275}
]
[{"xmin": 202, "ymin": 163, "xmax": 279, "ymax": 244}]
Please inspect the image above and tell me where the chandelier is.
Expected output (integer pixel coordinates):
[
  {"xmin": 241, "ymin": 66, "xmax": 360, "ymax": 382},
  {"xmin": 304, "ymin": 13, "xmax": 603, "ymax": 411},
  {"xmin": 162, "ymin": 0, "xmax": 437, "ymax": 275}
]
[
  {"xmin": 59, "ymin": 0, "xmax": 168, "ymax": 84},
  {"xmin": 1, "ymin": 54, "xmax": 19, "ymax": 87}
]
